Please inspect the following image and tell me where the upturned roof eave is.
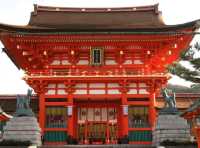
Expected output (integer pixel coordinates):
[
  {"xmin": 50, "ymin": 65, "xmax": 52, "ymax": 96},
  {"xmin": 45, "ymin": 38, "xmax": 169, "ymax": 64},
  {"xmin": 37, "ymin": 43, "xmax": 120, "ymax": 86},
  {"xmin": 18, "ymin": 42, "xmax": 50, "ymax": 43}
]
[
  {"xmin": 180, "ymin": 99, "xmax": 200, "ymax": 117},
  {"xmin": 0, "ymin": 19, "xmax": 199, "ymax": 34}
]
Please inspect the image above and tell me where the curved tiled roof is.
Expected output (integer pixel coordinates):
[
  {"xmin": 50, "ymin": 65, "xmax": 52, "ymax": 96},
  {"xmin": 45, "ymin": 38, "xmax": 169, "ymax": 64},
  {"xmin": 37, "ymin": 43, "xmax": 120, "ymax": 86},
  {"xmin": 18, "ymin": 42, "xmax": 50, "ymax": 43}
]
[
  {"xmin": 28, "ymin": 4, "xmax": 165, "ymax": 29},
  {"xmin": 0, "ymin": 4, "xmax": 199, "ymax": 33}
]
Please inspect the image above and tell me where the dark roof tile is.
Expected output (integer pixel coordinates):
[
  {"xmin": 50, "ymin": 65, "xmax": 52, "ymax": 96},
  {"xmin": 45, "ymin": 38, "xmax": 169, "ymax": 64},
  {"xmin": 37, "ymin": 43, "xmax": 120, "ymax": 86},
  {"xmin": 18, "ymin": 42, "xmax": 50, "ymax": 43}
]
[{"xmin": 28, "ymin": 4, "xmax": 165, "ymax": 29}]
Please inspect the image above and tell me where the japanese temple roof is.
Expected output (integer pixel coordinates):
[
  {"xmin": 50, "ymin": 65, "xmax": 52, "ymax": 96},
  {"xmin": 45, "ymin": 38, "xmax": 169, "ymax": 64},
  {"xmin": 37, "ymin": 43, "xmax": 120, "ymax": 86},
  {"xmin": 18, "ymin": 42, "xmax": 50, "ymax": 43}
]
[
  {"xmin": 0, "ymin": 106, "xmax": 12, "ymax": 120},
  {"xmin": 0, "ymin": 4, "xmax": 200, "ymax": 33},
  {"xmin": 181, "ymin": 99, "xmax": 200, "ymax": 116},
  {"xmin": 29, "ymin": 4, "xmax": 164, "ymax": 29}
]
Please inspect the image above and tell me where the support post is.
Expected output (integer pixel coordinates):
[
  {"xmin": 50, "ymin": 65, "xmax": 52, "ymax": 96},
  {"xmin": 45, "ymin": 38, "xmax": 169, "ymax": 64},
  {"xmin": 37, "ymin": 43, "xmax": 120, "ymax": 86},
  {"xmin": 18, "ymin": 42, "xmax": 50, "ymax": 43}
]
[
  {"xmin": 121, "ymin": 92, "xmax": 128, "ymax": 137},
  {"xmin": 149, "ymin": 92, "xmax": 156, "ymax": 128},
  {"xmin": 39, "ymin": 93, "xmax": 45, "ymax": 135},
  {"xmin": 67, "ymin": 94, "xmax": 74, "ymax": 138},
  {"xmin": 194, "ymin": 128, "xmax": 200, "ymax": 148}
]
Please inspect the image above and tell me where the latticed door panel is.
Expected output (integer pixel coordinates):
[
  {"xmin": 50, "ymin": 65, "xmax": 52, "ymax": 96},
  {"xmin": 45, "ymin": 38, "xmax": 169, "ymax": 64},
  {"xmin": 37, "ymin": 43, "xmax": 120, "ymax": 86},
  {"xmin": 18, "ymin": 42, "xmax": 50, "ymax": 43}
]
[
  {"xmin": 45, "ymin": 107, "xmax": 67, "ymax": 128},
  {"xmin": 128, "ymin": 106, "xmax": 149, "ymax": 128},
  {"xmin": 88, "ymin": 123, "xmax": 106, "ymax": 140},
  {"xmin": 109, "ymin": 124, "xmax": 118, "ymax": 140},
  {"xmin": 77, "ymin": 106, "xmax": 118, "ymax": 143},
  {"xmin": 77, "ymin": 124, "xmax": 85, "ymax": 141}
]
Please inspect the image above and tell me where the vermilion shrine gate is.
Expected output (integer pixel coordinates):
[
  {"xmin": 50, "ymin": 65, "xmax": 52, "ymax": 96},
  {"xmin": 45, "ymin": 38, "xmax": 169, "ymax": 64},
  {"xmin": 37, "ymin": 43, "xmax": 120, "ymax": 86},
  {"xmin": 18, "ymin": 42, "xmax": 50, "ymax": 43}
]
[{"xmin": 0, "ymin": 4, "xmax": 199, "ymax": 145}]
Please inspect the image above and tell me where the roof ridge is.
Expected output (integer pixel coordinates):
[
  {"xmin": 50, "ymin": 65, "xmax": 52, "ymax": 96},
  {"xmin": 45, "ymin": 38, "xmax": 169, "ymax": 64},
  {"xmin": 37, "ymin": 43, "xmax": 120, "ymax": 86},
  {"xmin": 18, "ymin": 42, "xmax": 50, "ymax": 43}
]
[{"xmin": 33, "ymin": 3, "xmax": 159, "ymax": 14}]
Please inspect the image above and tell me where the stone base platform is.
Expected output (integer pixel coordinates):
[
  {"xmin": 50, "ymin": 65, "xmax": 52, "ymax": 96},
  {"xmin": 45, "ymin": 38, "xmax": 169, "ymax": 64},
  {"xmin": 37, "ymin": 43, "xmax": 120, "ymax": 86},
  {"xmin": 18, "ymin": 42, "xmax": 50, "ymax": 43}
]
[
  {"xmin": 153, "ymin": 114, "xmax": 191, "ymax": 146},
  {"xmin": 3, "ymin": 117, "xmax": 41, "ymax": 146}
]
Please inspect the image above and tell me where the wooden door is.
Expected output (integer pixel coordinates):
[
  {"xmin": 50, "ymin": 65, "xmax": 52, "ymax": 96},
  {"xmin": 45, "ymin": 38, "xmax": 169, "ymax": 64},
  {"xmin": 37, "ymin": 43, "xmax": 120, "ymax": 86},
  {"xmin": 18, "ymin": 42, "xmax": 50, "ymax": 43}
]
[{"xmin": 77, "ymin": 105, "xmax": 118, "ymax": 144}]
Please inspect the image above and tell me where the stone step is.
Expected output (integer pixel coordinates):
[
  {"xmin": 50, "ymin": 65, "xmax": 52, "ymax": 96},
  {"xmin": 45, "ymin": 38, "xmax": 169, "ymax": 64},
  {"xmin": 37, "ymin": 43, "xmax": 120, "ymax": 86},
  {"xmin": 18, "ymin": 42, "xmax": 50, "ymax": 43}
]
[
  {"xmin": 39, "ymin": 145, "xmax": 154, "ymax": 148},
  {"xmin": 0, "ymin": 145, "xmax": 196, "ymax": 148}
]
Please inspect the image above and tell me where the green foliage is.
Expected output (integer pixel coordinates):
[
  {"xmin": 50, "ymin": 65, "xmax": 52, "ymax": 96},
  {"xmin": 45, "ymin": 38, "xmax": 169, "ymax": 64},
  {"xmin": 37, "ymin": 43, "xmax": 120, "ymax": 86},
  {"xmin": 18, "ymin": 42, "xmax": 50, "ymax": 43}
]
[
  {"xmin": 168, "ymin": 42, "xmax": 200, "ymax": 84},
  {"xmin": 180, "ymin": 46, "xmax": 194, "ymax": 60},
  {"xmin": 191, "ymin": 83, "xmax": 200, "ymax": 89},
  {"xmin": 167, "ymin": 84, "xmax": 200, "ymax": 93},
  {"xmin": 168, "ymin": 63, "xmax": 199, "ymax": 83},
  {"xmin": 191, "ymin": 58, "xmax": 200, "ymax": 70},
  {"xmin": 194, "ymin": 42, "xmax": 200, "ymax": 51}
]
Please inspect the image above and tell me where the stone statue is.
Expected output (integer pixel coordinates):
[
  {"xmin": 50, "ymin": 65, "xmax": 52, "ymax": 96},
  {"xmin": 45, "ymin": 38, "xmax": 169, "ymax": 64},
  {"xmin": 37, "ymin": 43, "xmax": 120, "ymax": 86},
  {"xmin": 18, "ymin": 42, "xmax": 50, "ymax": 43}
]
[
  {"xmin": 153, "ymin": 88, "xmax": 190, "ymax": 146},
  {"xmin": 160, "ymin": 88, "xmax": 178, "ymax": 114},
  {"xmin": 4, "ymin": 89, "xmax": 41, "ymax": 145},
  {"xmin": 15, "ymin": 89, "xmax": 34, "ymax": 117},
  {"xmin": 162, "ymin": 88, "xmax": 176, "ymax": 109}
]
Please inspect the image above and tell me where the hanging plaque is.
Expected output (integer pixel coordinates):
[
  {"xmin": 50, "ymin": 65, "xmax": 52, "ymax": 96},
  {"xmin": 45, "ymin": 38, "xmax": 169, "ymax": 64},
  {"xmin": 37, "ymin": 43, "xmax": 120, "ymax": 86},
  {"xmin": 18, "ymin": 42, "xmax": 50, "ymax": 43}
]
[
  {"xmin": 68, "ymin": 106, "xmax": 73, "ymax": 116},
  {"xmin": 123, "ymin": 105, "xmax": 128, "ymax": 115}
]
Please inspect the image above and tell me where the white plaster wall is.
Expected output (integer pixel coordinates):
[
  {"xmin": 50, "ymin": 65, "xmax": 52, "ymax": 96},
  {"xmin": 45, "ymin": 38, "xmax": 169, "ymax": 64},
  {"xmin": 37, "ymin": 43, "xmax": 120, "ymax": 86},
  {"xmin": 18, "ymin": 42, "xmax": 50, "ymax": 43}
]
[
  {"xmin": 105, "ymin": 59, "xmax": 117, "ymax": 65},
  {"xmin": 77, "ymin": 60, "xmax": 89, "ymax": 65},
  {"xmin": 139, "ymin": 83, "xmax": 147, "ymax": 87},
  {"xmin": 127, "ymin": 89, "xmax": 137, "ymax": 94},
  {"xmin": 87, "ymin": 108, "xmax": 94, "ymax": 121},
  {"xmin": 89, "ymin": 89, "xmax": 105, "ymax": 94},
  {"xmin": 75, "ymin": 83, "xmax": 87, "ymax": 88},
  {"xmin": 47, "ymin": 84, "xmax": 56, "ymax": 88},
  {"xmin": 101, "ymin": 108, "xmax": 107, "ymax": 121},
  {"xmin": 51, "ymin": 60, "xmax": 60, "ymax": 65},
  {"xmin": 45, "ymin": 90, "xmax": 56, "ymax": 95},
  {"xmin": 107, "ymin": 83, "xmax": 119, "ymax": 88},
  {"xmin": 61, "ymin": 60, "xmax": 70, "ymax": 65},
  {"xmin": 129, "ymin": 83, "xmax": 137, "ymax": 87},
  {"xmin": 134, "ymin": 59, "xmax": 143, "ymax": 64},
  {"xmin": 89, "ymin": 83, "xmax": 105, "ymax": 88},
  {"xmin": 124, "ymin": 59, "xmax": 132, "ymax": 64},
  {"xmin": 57, "ymin": 83, "xmax": 65, "ymax": 88},
  {"xmin": 74, "ymin": 89, "xmax": 87, "ymax": 94},
  {"xmin": 57, "ymin": 89, "xmax": 67, "ymax": 95},
  {"xmin": 139, "ymin": 89, "xmax": 149, "ymax": 94},
  {"xmin": 107, "ymin": 89, "xmax": 121, "ymax": 94}
]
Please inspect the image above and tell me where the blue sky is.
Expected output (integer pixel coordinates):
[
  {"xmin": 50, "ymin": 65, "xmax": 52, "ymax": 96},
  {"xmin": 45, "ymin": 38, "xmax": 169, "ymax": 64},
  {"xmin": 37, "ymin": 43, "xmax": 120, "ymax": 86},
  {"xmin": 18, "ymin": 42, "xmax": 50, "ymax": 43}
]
[{"xmin": 0, "ymin": 0, "xmax": 200, "ymax": 94}]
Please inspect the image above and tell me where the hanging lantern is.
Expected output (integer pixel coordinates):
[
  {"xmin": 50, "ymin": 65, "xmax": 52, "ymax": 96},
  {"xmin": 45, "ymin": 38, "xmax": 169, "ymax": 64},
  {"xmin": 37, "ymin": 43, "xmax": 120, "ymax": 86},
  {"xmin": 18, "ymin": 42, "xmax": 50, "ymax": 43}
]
[
  {"xmin": 43, "ymin": 50, "xmax": 47, "ymax": 56},
  {"xmin": 168, "ymin": 50, "xmax": 172, "ymax": 55},
  {"xmin": 17, "ymin": 45, "xmax": 20, "ymax": 49},
  {"xmin": 22, "ymin": 51, "xmax": 28, "ymax": 56},
  {"xmin": 71, "ymin": 50, "xmax": 75, "ymax": 55},
  {"xmin": 174, "ymin": 43, "xmax": 177, "ymax": 48},
  {"xmin": 28, "ymin": 57, "xmax": 32, "ymax": 61}
]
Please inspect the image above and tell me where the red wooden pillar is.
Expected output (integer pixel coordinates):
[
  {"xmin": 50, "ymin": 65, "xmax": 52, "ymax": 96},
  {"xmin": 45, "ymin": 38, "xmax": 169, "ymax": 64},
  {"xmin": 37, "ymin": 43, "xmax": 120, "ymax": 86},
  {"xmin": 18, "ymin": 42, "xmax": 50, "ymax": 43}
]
[
  {"xmin": 149, "ymin": 91, "xmax": 156, "ymax": 128},
  {"xmin": 67, "ymin": 93, "xmax": 74, "ymax": 138},
  {"xmin": 191, "ymin": 126, "xmax": 200, "ymax": 148},
  {"xmin": 73, "ymin": 104, "xmax": 77, "ymax": 140},
  {"xmin": 121, "ymin": 92, "xmax": 128, "ymax": 137},
  {"xmin": 194, "ymin": 127, "xmax": 200, "ymax": 148},
  {"xmin": 39, "ymin": 93, "xmax": 45, "ymax": 135}
]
